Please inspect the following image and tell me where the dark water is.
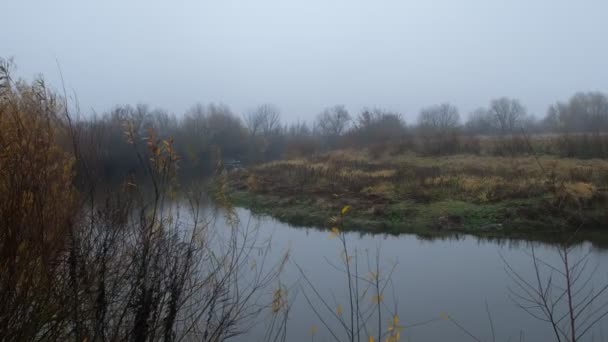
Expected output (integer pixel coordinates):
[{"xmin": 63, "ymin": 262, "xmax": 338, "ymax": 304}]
[{"xmin": 193, "ymin": 205, "xmax": 608, "ymax": 342}]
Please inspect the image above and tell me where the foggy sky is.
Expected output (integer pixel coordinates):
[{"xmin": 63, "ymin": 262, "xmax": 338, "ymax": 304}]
[{"xmin": 3, "ymin": 0, "xmax": 608, "ymax": 122}]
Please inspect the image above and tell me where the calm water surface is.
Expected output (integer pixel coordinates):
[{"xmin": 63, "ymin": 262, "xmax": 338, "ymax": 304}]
[{"xmin": 193, "ymin": 205, "xmax": 608, "ymax": 342}]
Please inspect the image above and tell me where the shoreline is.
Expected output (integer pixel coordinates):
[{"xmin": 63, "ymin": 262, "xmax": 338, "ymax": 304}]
[{"xmin": 229, "ymin": 189, "xmax": 608, "ymax": 247}]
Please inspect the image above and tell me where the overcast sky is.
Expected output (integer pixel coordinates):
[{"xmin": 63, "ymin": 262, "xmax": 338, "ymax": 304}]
[{"xmin": 3, "ymin": 0, "xmax": 607, "ymax": 122}]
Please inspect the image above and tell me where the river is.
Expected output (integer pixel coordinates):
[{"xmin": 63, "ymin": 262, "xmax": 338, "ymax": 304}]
[{"xmin": 189, "ymin": 204, "xmax": 608, "ymax": 342}]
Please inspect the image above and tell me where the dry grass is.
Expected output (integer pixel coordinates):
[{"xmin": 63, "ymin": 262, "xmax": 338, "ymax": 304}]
[
  {"xmin": 240, "ymin": 149, "xmax": 608, "ymax": 203},
  {"xmin": 231, "ymin": 148, "xmax": 608, "ymax": 235}
]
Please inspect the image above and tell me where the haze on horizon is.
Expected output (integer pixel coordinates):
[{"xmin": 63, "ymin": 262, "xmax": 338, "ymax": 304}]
[{"xmin": 3, "ymin": 0, "xmax": 608, "ymax": 122}]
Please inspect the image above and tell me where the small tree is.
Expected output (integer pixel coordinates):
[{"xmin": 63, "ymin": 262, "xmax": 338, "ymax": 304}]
[
  {"xmin": 545, "ymin": 92, "xmax": 608, "ymax": 134},
  {"xmin": 489, "ymin": 97, "xmax": 527, "ymax": 134},
  {"xmin": 244, "ymin": 104, "xmax": 284, "ymax": 162},
  {"xmin": 416, "ymin": 103, "xmax": 461, "ymax": 155},
  {"xmin": 246, "ymin": 103, "xmax": 281, "ymax": 137},
  {"xmin": 504, "ymin": 244, "xmax": 608, "ymax": 342},
  {"xmin": 315, "ymin": 105, "xmax": 351, "ymax": 144},
  {"xmin": 348, "ymin": 108, "xmax": 407, "ymax": 149},
  {"xmin": 417, "ymin": 103, "xmax": 460, "ymax": 132},
  {"xmin": 485, "ymin": 97, "xmax": 534, "ymax": 155}
]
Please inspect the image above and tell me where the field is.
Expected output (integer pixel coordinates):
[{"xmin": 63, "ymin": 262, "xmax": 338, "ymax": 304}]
[{"xmin": 229, "ymin": 149, "xmax": 608, "ymax": 242}]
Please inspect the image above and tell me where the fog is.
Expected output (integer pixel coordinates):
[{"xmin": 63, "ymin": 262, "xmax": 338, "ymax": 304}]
[{"xmin": 3, "ymin": 0, "xmax": 607, "ymax": 121}]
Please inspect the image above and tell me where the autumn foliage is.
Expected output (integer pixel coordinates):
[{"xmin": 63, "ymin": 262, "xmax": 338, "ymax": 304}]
[{"xmin": 0, "ymin": 60, "xmax": 78, "ymax": 339}]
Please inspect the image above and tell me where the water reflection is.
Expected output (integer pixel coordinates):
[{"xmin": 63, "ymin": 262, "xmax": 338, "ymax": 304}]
[{"xmin": 172, "ymin": 197, "xmax": 608, "ymax": 342}]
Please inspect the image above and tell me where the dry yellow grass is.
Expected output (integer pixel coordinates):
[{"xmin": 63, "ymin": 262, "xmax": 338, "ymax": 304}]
[
  {"xmin": 321, "ymin": 149, "xmax": 608, "ymax": 186},
  {"xmin": 244, "ymin": 149, "xmax": 608, "ymax": 206}
]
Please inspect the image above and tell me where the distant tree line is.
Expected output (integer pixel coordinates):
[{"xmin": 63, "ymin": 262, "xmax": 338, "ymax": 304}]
[{"xmin": 74, "ymin": 91, "xmax": 608, "ymax": 181}]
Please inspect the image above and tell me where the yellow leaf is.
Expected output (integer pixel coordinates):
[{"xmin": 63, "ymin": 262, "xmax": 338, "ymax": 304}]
[
  {"xmin": 388, "ymin": 314, "xmax": 404, "ymax": 335},
  {"xmin": 309, "ymin": 325, "xmax": 318, "ymax": 335},
  {"xmin": 340, "ymin": 251, "xmax": 353, "ymax": 263},
  {"xmin": 369, "ymin": 336, "xmax": 375, "ymax": 342},
  {"xmin": 272, "ymin": 288, "xmax": 285, "ymax": 313},
  {"xmin": 336, "ymin": 304, "xmax": 343, "ymax": 315},
  {"xmin": 341, "ymin": 205, "xmax": 351, "ymax": 214},
  {"xmin": 329, "ymin": 227, "xmax": 340, "ymax": 238},
  {"xmin": 372, "ymin": 294, "xmax": 384, "ymax": 303}
]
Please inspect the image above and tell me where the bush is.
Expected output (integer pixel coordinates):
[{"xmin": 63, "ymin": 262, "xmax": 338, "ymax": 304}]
[{"xmin": 0, "ymin": 65, "xmax": 78, "ymax": 340}]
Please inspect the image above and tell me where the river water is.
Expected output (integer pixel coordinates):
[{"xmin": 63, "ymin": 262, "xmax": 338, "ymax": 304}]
[{"xmin": 196, "ymin": 205, "xmax": 608, "ymax": 342}]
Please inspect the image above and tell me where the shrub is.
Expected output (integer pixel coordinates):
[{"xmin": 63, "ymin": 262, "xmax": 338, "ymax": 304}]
[{"xmin": 0, "ymin": 63, "xmax": 78, "ymax": 340}]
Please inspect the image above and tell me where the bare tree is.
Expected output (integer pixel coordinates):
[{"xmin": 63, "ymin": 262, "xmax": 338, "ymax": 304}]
[
  {"xmin": 315, "ymin": 105, "xmax": 351, "ymax": 138},
  {"xmin": 504, "ymin": 244, "xmax": 608, "ymax": 342},
  {"xmin": 489, "ymin": 97, "xmax": 527, "ymax": 134},
  {"xmin": 545, "ymin": 92, "xmax": 608, "ymax": 134},
  {"xmin": 416, "ymin": 103, "xmax": 461, "ymax": 155},
  {"xmin": 349, "ymin": 108, "xmax": 407, "ymax": 147},
  {"xmin": 464, "ymin": 108, "xmax": 496, "ymax": 135},
  {"xmin": 246, "ymin": 103, "xmax": 281, "ymax": 137},
  {"xmin": 417, "ymin": 103, "xmax": 460, "ymax": 131}
]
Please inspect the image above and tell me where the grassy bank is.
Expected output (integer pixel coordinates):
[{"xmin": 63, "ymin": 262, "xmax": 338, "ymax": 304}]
[{"xmin": 228, "ymin": 149, "xmax": 608, "ymax": 242}]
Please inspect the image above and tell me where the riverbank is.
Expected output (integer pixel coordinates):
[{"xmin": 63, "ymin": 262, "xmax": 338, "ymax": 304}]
[{"xmin": 228, "ymin": 150, "xmax": 608, "ymax": 242}]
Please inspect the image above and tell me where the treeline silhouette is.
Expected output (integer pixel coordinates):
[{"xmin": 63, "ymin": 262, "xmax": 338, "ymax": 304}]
[{"xmin": 74, "ymin": 92, "xmax": 608, "ymax": 181}]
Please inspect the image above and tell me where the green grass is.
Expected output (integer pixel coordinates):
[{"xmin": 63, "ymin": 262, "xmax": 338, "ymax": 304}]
[
  {"xmin": 232, "ymin": 190, "xmax": 576, "ymax": 235},
  {"xmin": 231, "ymin": 189, "xmax": 608, "ymax": 247}
]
